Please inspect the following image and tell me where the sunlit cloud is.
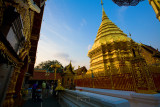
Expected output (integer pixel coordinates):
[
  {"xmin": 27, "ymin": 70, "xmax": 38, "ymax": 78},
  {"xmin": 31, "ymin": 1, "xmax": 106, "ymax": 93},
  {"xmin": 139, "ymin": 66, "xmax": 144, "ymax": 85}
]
[
  {"xmin": 54, "ymin": 53, "xmax": 78, "ymax": 66},
  {"xmin": 54, "ymin": 53, "xmax": 70, "ymax": 64},
  {"xmin": 35, "ymin": 34, "xmax": 76, "ymax": 67},
  {"xmin": 35, "ymin": 34, "xmax": 58, "ymax": 66}
]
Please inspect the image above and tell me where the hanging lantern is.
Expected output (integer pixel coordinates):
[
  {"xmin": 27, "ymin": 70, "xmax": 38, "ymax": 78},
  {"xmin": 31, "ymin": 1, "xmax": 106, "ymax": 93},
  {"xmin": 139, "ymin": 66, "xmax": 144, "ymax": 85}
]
[{"xmin": 112, "ymin": 0, "xmax": 144, "ymax": 6}]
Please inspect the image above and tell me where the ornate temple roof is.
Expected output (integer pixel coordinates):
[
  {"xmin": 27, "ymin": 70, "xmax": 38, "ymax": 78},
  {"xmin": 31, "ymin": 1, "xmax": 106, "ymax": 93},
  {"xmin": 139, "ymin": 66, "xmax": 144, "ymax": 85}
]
[
  {"xmin": 63, "ymin": 61, "xmax": 75, "ymax": 74},
  {"xmin": 28, "ymin": 0, "xmax": 45, "ymax": 75},
  {"xmin": 89, "ymin": 5, "xmax": 131, "ymax": 54},
  {"xmin": 74, "ymin": 66, "xmax": 87, "ymax": 75},
  {"xmin": 141, "ymin": 44, "xmax": 160, "ymax": 58}
]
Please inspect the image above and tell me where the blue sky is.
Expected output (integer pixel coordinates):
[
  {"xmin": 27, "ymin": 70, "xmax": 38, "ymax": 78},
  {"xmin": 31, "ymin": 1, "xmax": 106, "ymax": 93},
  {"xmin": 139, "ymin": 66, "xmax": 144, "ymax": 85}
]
[{"xmin": 35, "ymin": 0, "xmax": 160, "ymax": 69}]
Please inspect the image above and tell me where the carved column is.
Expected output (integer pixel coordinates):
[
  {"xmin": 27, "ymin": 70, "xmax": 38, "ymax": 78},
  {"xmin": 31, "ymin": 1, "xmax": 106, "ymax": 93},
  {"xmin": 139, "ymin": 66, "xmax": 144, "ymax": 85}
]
[
  {"xmin": 2, "ymin": 65, "xmax": 21, "ymax": 107},
  {"xmin": 131, "ymin": 57, "xmax": 156, "ymax": 94},
  {"xmin": 149, "ymin": 0, "xmax": 160, "ymax": 21}
]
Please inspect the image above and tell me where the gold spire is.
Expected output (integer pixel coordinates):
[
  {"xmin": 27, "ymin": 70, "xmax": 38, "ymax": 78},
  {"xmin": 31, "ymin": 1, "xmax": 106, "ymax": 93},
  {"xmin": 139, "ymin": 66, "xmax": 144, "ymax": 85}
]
[
  {"xmin": 101, "ymin": 0, "xmax": 104, "ymax": 10},
  {"xmin": 102, "ymin": 9, "xmax": 109, "ymax": 21},
  {"xmin": 69, "ymin": 60, "xmax": 72, "ymax": 65},
  {"xmin": 101, "ymin": 0, "xmax": 109, "ymax": 21},
  {"xmin": 88, "ymin": 0, "xmax": 129, "ymax": 52}
]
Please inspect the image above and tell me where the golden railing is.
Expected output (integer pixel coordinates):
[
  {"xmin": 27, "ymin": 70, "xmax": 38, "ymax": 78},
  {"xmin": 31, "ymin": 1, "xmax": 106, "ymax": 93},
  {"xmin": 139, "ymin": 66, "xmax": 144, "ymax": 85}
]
[
  {"xmin": 75, "ymin": 64, "xmax": 160, "ymax": 93},
  {"xmin": 148, "ymin": 65, "xmax": 160, "ymax": 91},
  {"xmin": 75, "ymin": 73, "xmax": 136, "ymax": 91}
]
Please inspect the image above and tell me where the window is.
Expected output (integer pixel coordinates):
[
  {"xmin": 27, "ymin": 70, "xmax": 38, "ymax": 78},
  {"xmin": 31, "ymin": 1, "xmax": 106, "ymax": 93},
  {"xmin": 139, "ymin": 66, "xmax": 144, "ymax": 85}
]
[{"xmin": 132, "ymin": 49, "xmax": 136, "ymax": 57}]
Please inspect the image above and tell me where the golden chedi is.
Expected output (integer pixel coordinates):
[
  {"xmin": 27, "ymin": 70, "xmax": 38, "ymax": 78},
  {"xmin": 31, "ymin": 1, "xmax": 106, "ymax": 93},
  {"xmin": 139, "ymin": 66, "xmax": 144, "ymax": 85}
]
[
  {"xmin": 75, "ymin": 2, "xmax": 158, "ymax": 94},
  {"xmin": 88, "ymin": 8, "xmax": 133, "ymax": 76}
]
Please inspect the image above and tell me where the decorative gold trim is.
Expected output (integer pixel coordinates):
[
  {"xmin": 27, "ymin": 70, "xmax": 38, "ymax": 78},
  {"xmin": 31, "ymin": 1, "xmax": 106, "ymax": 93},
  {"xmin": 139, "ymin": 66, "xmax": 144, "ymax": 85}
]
[
  {"xmin": 27, "ymin": 0, "xmax": 40, "ymax": 13},
  {"xmin": 0, "ymin": 41, "xmax": 21, "ymax": 65}
]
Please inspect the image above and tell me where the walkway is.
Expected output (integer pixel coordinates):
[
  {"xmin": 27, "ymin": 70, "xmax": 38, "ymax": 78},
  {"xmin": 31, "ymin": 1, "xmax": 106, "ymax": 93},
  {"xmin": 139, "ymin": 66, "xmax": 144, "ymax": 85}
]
[
  {"xmin": 22, "ymin": 89, "xmax": 61, "ymax": 107},
  {"xmin": 23, "ymin": 95, "xmax": 61, "ymax": 107}
]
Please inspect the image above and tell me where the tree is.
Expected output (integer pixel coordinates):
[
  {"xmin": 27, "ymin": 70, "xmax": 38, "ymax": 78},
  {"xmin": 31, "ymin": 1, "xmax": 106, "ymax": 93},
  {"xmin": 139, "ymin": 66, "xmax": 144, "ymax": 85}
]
[{"xmin": 35, "ymin": 60, "xmax": 64, "ymax": 73}]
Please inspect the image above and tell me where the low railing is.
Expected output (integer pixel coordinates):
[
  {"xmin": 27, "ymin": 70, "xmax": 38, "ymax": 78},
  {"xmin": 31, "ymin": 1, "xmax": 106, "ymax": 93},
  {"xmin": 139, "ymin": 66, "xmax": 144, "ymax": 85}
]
[
  {"xmin": 59, "ymin": 89, "xmax": 130, "ymax": 107},
  {"xmin": 76, "ymin": 87, "xmax": 160, "ymax": 107}
]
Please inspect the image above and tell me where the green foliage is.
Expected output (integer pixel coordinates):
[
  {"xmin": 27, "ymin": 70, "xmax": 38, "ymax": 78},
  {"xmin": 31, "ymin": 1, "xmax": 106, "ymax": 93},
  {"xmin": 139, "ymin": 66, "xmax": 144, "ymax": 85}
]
[{"xmin": 34, "ymin": 60, "xmax": 63, "ymax": 73}]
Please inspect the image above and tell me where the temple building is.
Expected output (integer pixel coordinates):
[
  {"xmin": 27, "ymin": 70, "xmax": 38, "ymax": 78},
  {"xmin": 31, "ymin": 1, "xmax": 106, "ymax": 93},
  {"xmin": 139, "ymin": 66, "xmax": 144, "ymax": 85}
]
[
  {"xmin": 62, "ymin": 62, "xmax": 75, "ymax": 89},
  {"xmin": 140, "ymin": 44, "xmax": 160, "ymax": 65},
  {"xmin": 74, "ymin": 66, "xmax": 87, "ymax": 76},
  {"xmin": 0, "ymin": 0, "xmax": 46, "ymax": 106},
  {"xmin": 75, "ymin": 1, "xmax": 160, "ymax": 94}
]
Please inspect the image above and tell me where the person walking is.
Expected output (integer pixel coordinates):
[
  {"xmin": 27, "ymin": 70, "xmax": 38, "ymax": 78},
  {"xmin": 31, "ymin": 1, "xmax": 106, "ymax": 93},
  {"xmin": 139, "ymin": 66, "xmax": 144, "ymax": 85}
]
[{"xmin": 42, "ymin": 81, "xmax": 46, "ymax": 98}]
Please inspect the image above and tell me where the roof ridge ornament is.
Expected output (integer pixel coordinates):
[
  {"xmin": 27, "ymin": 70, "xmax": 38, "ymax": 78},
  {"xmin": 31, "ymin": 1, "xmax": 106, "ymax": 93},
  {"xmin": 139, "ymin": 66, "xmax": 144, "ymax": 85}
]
[{"xmin": 101, "ymin": 0, "xmax": 104, "ymax": 10}]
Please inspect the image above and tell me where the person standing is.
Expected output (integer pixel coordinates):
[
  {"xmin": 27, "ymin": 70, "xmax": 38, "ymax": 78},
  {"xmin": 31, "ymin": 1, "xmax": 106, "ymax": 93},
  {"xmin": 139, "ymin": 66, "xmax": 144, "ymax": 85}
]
[
  {"xmin": 32, "ymin": 82, "xmax": 37, "ymax": 101},
  {"xmin": 53, "ymin": 81, "xmax": 57, "ymax": 96},
  {"xmin": 42, "ymin": 81, "xmax": 46, "ymax": 98},
  {"xmin": 46, "ymin": 82, "xmax": 50, "ymax": 97},
  {"xmin": 50, "ymin": 84, "xmax": 53, "ymax": 94}
]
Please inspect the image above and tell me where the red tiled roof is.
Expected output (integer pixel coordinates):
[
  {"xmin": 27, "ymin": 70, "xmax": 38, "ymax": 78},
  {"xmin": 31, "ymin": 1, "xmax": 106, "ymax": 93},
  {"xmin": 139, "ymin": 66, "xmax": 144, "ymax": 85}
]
[{"xmin": 30, "ymin": 72, "xmax": 62, "ymax": 80}]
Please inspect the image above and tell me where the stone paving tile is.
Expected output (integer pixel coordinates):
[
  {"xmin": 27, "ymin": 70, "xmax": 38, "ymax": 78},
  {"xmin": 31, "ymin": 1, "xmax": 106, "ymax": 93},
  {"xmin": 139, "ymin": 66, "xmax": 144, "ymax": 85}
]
[
  {"xmin": 23, "ymin": 99, "xmax": 41, "ymax": 107},
  {"xmin": 43, "ymin": 96, "xmax": 61, "ymax": 107}
]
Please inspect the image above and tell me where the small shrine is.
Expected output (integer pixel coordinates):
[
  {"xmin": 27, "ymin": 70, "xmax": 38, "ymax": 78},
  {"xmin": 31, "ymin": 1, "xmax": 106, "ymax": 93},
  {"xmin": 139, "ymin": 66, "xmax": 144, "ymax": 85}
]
[{"xmin": 62, "ymin": 61, "xmax": 75, "ymax": 89}]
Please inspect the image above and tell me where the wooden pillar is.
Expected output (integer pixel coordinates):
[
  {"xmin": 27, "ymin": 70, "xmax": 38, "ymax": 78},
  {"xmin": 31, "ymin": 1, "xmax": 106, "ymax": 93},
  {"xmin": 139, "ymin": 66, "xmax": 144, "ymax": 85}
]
[{"xmin": 14, "ymin": 57, "xmax": 29, "ymax": 106}]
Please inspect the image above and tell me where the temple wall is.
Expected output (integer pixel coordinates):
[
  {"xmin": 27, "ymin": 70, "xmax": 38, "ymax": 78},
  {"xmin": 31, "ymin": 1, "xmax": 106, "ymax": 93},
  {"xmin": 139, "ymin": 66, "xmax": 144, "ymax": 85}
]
[{"xmin": 148, "ymin": 65, "xmax": 160, "ymax": 90}]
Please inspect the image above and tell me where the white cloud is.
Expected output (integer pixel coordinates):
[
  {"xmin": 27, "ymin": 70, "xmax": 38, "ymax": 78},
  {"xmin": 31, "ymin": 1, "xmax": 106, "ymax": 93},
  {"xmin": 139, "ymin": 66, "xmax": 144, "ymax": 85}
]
[
  {"xmin": 35, "ymin": 34, "xmax": 59, "ymax": 66},
  {"xmin": 88, "ymin": 44, "xmax": 92, "ymax": 50},
  {"xmin": 53, "ymin": 53, "xmax": 77, "ymax": 67},
  {"xmin": 63, "ymin": 23, "xmax": 72, "ymax": 32},
  {"xmin": 118, "ymin": 6, "xmax": 128, "ymax": 23},
  {"xmin": 42, "ymin": 22, "xmax": 70, "ymax": 42},
  {"xmin": 119, "ymin": 6, "xmax": 128, "ymax": 13},
  {"xmin": 80, "ymin": 18, "xmax": 87, "ymax": 27},
  {"xmin": 35, "ymin": 40, "xmax": 90, "ymax": 69},
  {"xmin": 53, "ymin": 53, "xmax": 70, "ymax": 65}
]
